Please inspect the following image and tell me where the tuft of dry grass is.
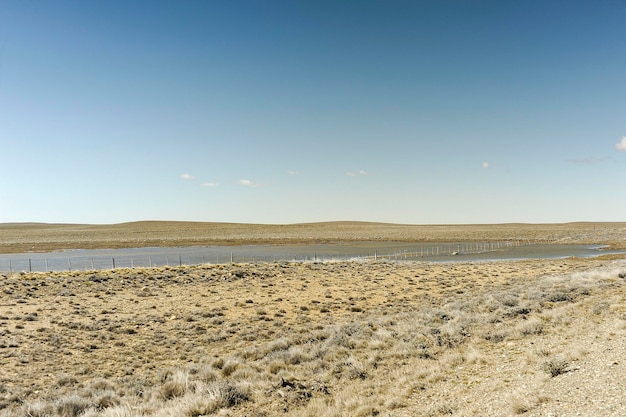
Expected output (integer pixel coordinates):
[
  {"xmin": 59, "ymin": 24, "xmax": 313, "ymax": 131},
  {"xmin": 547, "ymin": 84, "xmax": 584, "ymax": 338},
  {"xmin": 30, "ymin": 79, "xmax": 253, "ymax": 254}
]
[{"xmin": 542, "ymin": 357, "xmax": 571, "ymax": 377}]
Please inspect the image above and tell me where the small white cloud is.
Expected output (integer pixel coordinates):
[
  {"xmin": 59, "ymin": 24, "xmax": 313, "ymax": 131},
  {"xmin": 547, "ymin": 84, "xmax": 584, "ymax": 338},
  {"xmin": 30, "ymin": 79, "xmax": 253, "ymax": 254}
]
[
  {"xmin": 287, "ymin": 169, "xmax": 298, "ymax": 176},
  {"xmin": 616, "ymin": 137, "xmax": 626, "ymax": 152},
  {"xmin": 482, "ymin": 162, "xmax": 489, "ymax": 169},
  {"xmin": 346, "ymin": 170, "xmax": 368, "ymax": 177},
  {"xmin": 201, "ymin": 182, "xmax": 219, "ymax": 187},
  {"xmin": 238, "ymin": 179, "xmax": 256, "ymax": 186},
  {"xmin": 180, "ymin": 173, "xmax": 195, "ymax": 180}
]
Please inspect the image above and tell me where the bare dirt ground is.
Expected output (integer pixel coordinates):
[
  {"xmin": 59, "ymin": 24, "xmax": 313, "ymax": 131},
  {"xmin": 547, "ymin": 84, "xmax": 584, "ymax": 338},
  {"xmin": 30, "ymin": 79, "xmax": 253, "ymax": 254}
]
[
  {"xmin": 0, "ymin": 222, "xmax": 625, "ymax": 416},
  {"xmin": 1, "ymin": 221, "xmax": 625, "ymax": 253}
]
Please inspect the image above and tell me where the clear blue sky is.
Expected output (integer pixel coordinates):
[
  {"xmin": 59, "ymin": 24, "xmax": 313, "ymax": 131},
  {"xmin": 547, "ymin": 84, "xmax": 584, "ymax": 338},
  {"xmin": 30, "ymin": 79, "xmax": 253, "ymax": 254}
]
[{"xmin": 1, "ymin": 0, "xmax": 625, "ymax": 225}]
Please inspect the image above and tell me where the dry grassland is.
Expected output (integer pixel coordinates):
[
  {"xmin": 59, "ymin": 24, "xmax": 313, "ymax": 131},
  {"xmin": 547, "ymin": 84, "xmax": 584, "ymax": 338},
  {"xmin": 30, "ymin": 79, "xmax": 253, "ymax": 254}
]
[
  {"xmin": 1, "ymin": 258, "xmax": 626, "ymax": 416},
  {"xmin": 1, "ymin": 221, "xmax": 625, "ymax": 253}
]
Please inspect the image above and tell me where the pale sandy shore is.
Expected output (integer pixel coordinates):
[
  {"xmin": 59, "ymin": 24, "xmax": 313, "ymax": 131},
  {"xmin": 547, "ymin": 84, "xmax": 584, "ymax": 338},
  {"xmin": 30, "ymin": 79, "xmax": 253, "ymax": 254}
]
[{"xmin": 1, "ymin": 257, "xmax": 625, "ymax": 416}]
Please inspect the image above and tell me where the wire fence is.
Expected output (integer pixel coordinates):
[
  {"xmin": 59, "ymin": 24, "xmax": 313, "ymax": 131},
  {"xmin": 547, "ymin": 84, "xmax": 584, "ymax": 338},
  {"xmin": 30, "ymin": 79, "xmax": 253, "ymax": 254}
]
[{"xmin": 0, "ymin": 241, "xmax": 525, "ymax": 274}]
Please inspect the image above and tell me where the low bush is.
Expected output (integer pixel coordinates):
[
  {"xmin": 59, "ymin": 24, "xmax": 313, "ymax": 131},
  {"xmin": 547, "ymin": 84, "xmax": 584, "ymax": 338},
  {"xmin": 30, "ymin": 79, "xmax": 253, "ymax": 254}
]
[{"xmin": 542, "ymin": 357, "xmax": 570, "ymax": 377}]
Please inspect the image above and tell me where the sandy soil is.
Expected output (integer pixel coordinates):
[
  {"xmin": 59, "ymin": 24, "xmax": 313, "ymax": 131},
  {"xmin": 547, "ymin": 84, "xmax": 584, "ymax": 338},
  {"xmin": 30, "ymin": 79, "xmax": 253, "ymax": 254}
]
[
  {"xmin": 1, "ymin": 257, "xmax": 625, "ymax": 416},
  {"xmin": 1, "ymin": 221, "xmax": 625, "ymax": 254}
]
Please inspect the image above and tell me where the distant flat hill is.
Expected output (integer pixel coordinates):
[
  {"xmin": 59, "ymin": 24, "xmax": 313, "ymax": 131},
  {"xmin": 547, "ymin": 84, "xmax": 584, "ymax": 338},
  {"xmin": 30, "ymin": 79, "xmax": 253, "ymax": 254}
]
[{"xmin": 0, "ymin": 221, "xmax": 624, "ymax": 254}]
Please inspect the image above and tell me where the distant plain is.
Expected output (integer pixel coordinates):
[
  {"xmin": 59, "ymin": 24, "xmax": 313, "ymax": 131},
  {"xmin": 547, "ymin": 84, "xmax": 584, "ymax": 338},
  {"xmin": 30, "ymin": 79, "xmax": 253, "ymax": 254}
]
[{"xmin": 1, "ymin": 221, "xmax": 625, "ymax": 254}]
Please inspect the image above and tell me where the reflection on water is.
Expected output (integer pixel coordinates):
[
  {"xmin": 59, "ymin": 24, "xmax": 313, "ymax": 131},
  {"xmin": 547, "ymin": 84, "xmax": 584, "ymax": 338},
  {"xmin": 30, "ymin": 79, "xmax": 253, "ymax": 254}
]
[{"xmin": 0, "ymin": 242, "xmax": 624, "ymax": 273}]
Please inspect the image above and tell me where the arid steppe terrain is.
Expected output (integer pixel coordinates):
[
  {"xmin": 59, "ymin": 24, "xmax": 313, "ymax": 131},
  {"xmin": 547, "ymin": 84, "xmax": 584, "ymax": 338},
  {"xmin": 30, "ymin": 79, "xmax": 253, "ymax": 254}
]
[
  {"xmin": 1, "ymin": 221, "xmax": 625, "ymax": 253},
  {"xmin": 0, "ymin": 222, "xmax": 625, "ymax": 416}
]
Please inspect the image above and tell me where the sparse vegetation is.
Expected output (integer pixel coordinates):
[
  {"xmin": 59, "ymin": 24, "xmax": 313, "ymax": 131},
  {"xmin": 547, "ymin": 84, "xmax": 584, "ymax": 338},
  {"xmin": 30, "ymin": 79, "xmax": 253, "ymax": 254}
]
[
  {"xmin": 542, "ymin": 357, "xmax": 571, "ymax": 377},
  {"xmin": 0, "ymin": 239, "xmax": 625, "ymax": 415},
  {"xmin": 1, "ymin": 221, "xmax": 625, "ymax": 253}
]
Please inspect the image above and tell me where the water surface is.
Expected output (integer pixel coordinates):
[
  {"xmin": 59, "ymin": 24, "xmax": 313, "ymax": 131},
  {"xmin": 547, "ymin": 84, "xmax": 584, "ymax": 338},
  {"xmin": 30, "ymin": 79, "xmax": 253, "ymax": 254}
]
[{"xmin": 0, "ymin": 242, "xmax": 623, "ymax": 273}]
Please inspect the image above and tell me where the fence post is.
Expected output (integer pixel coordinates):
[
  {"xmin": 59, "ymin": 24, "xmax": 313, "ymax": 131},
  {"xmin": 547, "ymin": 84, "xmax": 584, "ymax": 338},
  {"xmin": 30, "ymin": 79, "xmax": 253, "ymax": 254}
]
[
  {"xmin": 230, "ymin": 252, "xmax": 233, "ymax": 263},
  {"xmin": 112, "ymin": 258, "xmax": 116, "ymax": 269},
  {"xmin": 179, "ymin": 255, "xmax": 182, "ymax": 266},
  {"xmin": 29, "ymin": 258, "xmax": 32, "ymax": 272}
]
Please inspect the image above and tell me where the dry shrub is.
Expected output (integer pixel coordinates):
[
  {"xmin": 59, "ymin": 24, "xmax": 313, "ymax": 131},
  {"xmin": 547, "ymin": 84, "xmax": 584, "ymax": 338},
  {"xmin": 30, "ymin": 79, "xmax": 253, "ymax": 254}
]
[
  {"xmin": 542, "ymin": 357, "xmax": 570, "ymax": 377},
  {"xmin": 384, "ymin": 397, "xmax": 407, "ymax": 410},
  {"xmin": 55, "ymin": 394, "xmax": 90, "ymax": 417},
  {"xmin": 433, "ymin": 404, "xmax": 455, "ymax": 415},
  {"xmin": 211, "ymin": 357, "xmax": 224, "ymax": 370},
  {"xmin": 194, "ymin": 364, "xmax": 218, "ymax": 384},
  {"xmin": 518, "ymin": 318, "xmax": 544, "ymax": 336},
  {"xmin": 160, "ymin": 388, "xmax": 240, "ymax": 417},
  {"xmin": 56, "ymin": 374, "xmax": 79, "ymax": 387},
  {"xmin": 220, "ymin": 359, "xmax": 240, "ymax": 377},
  {"xmin": 88, "ymin": 378, "xmax": 116, "ymax": 392},
  {"xmin": 22, "ymin": 401, "xmax": 55, "ymax": 417},
  {"xmin": 160, "ymin": 380, "xmax": 187, "ymax": 400},
  {"xmin": 268, "ymin": 361, "xmax": 286, "ymax": 374},
  {"xmin": 508, "ymin": 393, "xmax": 547, "ymax": 415},
  {"xmin": 509, "ymin": 396, "xmax": 532, "ymax": 414},
  {"xmin": 159, "ymin": 369, "xmax": 190, "ymax": 400},
  {"xmin": 501, "ymin": 294, "xmax": 519, "ymax": 307},
  {"xmin": 205, "ymin": 380, "xmax": 250, "ymax": 408},
  {"xmin": 504, "ymin": 306, "xmax": 533, "ymax": 318},
  {"xmin": 180, "ymin": 395, "xmax": 219, "ymax": 417},
  {"xmin": 284, "ymin": 346, "xmax": 310, "ymax": 365},
  {"xmin": 344, "ymin": 356, "xmax": 368, "ymax": 380},
  {"xmin": 353, "ymin": 405, "xmax": 380, "ymax": 416},
  {"xmin": 548, "ymin": 292, "xmax": 574, "ymax": 303},
  {"xmin": 463, "ymin": 347, "xmax": 486, "ymax": 365},
  {"xmin": 436, "ymin": 321, "xmax": 469, "ymax": 349},
  {"xmin": 268, "ymin": 337, "xmax": 291, "ymax": 353},
  {"xmin": 438, "ymin": 351, "xmax": 465, "ymax": 369},
  {"xmin": 592, "ymin": 301, "xmax": 610, "ymax": 315},
  {"xmin": 484, "ymin": 329, "xmax": 508, "ymax": 343},
  {"xmin": 93, "ymin": 391, "xmax": 121, "ymax": 410}
]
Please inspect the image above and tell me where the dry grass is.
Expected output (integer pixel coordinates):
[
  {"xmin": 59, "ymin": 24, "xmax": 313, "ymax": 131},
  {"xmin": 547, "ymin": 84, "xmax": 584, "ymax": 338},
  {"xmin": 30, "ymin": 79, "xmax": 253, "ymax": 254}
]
[
  {"xmin": 1, "ymin": 221, "xmax": 626, "ymax": 253},
  {"xmin": 1, "ymin": 256, "xmax": 625, "ymax": 416}
]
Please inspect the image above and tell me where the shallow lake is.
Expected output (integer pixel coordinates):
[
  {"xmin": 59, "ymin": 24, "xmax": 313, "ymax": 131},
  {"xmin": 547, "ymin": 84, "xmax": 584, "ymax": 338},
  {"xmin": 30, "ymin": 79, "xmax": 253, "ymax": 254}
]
[{"xmin": 1, "ymin": 241, "xmax": 624, "ymax": 273}]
